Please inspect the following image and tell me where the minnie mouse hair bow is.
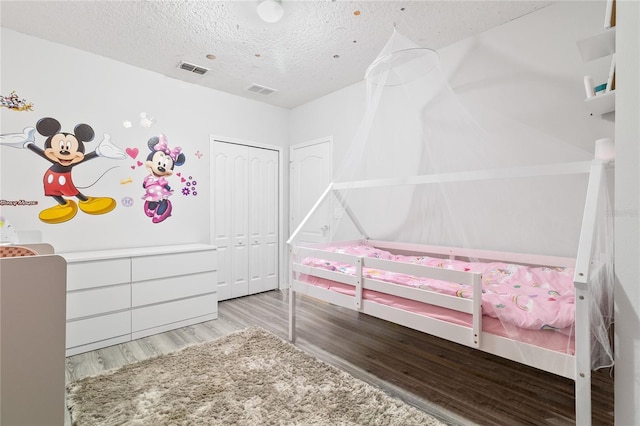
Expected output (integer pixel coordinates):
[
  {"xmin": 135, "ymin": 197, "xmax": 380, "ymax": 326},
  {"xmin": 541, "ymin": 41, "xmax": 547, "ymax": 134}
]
[{"xmin": 154, "ymin": 134, "xmax": 182, "ymax": 161}]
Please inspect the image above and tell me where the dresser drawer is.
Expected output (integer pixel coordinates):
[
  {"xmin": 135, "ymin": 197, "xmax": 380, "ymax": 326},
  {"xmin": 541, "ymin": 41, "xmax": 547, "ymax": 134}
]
[
  {"xmin": 131, "ymin": 293, "xmax": 217, "ymax": 333},
  {"xmin": 67, "ymin": 258, "xmax": 130, "ymax": 291},
  {"xmin": 67, "ymin": 284, "xmax": 131, "ymax": 320},
  {"xmin": 131, "ymin": 250, "xmax": 217, "ymax": 282},
  {"xmin": 131, "ymin": 271, "xmax": 216, "ymax": 307},
  {"xmin": 66, "ymin": 311, "xmax": 130, "ymax": 349}
]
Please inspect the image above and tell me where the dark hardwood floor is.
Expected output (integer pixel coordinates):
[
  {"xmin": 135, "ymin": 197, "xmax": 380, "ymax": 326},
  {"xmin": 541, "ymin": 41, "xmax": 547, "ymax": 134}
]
[
  {"xmin": 65, "ymin": 290, "xmax": 614, "ymax": 425},
  {"xmin": 220, "ymin": 290, "xmax": 614, "ymax": 426}
]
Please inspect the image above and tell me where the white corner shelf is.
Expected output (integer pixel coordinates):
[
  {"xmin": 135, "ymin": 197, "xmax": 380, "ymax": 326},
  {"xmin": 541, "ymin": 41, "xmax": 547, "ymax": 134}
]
[
  {"xmin": 577, "ymin": 27, "xmax": 616, "ymax": 62},
  {"xmin": 585, "ymin": 90, "xmax": 615, "ymax": 116}
]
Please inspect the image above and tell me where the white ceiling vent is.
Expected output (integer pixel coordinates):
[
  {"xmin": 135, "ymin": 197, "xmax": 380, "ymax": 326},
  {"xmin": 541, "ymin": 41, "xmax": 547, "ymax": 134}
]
[
  {"xmin": 247, "ymin": 83, "xmax": 277, "ymax": 96},
  {"xmin": 178, "ymin": 61, "xmax": 209, "ymax": 75}
]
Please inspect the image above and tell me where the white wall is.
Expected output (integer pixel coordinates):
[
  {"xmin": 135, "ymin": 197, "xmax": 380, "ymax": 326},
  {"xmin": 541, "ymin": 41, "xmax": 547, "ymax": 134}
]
[
  {"xmin": 0, "ymin": 28, "xmax": 289, "ymax": 253},
  {"xmin": 614, "ymin": 1, "xmax": 640, "ymax": 424}
]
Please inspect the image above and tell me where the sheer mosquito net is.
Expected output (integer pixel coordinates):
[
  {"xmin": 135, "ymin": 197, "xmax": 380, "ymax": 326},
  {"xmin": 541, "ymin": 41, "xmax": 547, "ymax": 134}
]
[{"xmin": 289, "ymin": 31, "xmax": 613, "ymax": 370}]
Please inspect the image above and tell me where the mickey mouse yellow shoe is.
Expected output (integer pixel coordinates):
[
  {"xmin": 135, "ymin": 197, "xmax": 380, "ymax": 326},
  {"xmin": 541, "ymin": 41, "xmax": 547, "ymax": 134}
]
[
  {"xmin": 79, "ymin": 197, "xmax": 116, "ymax": 215},
  {"xmin": 39, "ymin": 200, "xmax": 78, "ymax": 224}
]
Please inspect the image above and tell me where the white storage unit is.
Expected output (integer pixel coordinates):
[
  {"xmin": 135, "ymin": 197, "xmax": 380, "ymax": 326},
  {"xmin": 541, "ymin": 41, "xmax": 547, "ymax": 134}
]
[
  {"xmin": 1, "ymin": 244, "xmax": 66, "ymax": 425},
  {"xmin": 62, "ymin": 244, "xmax": 217, "ymax": 356},
  {"xmin": 212, "ymin": 140, "xmax": 279, "ymax": 300}
]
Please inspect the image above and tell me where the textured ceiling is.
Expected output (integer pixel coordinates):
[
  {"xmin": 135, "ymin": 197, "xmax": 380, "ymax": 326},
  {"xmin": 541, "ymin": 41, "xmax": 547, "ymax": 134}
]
[{"xmin": 0, "ymin": 1, "xmax": 552, "ymax": 109}]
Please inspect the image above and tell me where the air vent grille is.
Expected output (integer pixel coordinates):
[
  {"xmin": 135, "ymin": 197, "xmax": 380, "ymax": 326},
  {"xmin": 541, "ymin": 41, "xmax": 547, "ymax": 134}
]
[
  {"xmin": 247, "ymin": 83, "xmax": 277, "ymax": 96},
  {"xmin": 178, "ymin": 61, "xmax": 209, "ymax": 75}
]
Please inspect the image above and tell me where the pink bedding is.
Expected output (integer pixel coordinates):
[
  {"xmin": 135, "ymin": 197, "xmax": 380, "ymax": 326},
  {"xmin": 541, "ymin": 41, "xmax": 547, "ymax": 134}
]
[
  {"xmin": 301, "ymin": 244, "xmax": 576, "ymax": 332},
  {"xmin": 301, "ymin": 273, "xmax": 575, "ymax": 354}
]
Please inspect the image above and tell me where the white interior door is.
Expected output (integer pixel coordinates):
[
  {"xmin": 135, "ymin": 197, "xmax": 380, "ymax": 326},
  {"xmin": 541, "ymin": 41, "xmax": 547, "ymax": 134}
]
[
  {"xmin": 212, "ymin": 141, "xmax": 248, "ymax": 300},
  {"xmin": 248, "ymin": 147, "xmax": 279, "ymax": 294},
  {"xmin": 290, "ymin": 138, "xmax": 332, "ymax": 244},
  {"xmin": 213, "ymin": 139, "xmax": 281, "ymax": 301}
]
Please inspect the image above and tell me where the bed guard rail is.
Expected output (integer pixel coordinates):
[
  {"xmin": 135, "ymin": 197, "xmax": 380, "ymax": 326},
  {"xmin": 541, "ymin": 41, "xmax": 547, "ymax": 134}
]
[{"xmin": 290, "ymin": 245, "xmax": 483, "ymax": 348}]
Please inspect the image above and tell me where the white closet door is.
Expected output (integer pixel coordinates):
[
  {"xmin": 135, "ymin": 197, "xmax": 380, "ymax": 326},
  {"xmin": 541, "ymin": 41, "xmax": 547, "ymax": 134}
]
[
  {"xmin": 248, "ymin": 147, "xmax": 279, "ymax": 294},
  {"xmin": 212, "ymin": 141, "xmax": 249, "ymax": 300}
]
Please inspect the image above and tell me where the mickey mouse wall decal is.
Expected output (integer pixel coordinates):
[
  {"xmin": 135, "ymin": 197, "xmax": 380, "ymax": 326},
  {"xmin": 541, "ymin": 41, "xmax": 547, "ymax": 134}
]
[
  {"xmin": 0, "ymin": 117, "xmax": 126, "ymax": 224},
  {"xmin": 141, "ymin": 134, "xmax": 185, "ymax": 223}
]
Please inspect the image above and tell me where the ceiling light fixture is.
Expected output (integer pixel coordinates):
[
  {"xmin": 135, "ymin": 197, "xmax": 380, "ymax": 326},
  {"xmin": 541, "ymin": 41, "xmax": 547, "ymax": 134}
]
[{"xmin": 257, "ymin": 0, "xmax": 284, "ymax": 23}]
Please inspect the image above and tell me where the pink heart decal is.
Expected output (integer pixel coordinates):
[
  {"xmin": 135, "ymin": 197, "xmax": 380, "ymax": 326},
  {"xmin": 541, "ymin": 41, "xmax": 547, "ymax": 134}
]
[
  {"xmin": 176, "ymin": 172, "xmax": 182, "ymax": 177},
  {"xmin": 126, "ymin": 147, "xmax": 139, "ymax": 159},
  {"xmin": 137, "ymin": 161, "xmax": 143, "ymax": 166},
  {"xmin": 181, "ymin": 177, "xmax": 186, "ymax": 182},
  {"xmin": 131, "ymin": 165, "xmax": 136, "ymax": 170}
]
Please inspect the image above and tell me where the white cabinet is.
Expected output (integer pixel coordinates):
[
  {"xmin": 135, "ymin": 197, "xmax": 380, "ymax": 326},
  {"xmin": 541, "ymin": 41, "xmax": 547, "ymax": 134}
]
[
  {"xmin": 1, "ymin": 246, "xmax": 66, "ymax": 425},
  {"xmin": 65, "ymin": 257, "xmax": 132, "ymax": 353},
  {"xmin": 132, "ymin": 294, "xmax": 217, "ymax": 339},
  {"xmin": 66, "ymin": 284, "xmax": 130, "ymax": 320},
  {"xmin": 212, "ymin": 141, "xmax": 279, "ymax": 300},
  {"xmin": 62, "ymin": 244, "xmax": 217, "ymax": 356},
  {"xmin": 130, "ymin": 249, "xmax": 217, "ymax": 340},
  {"xmin": 66, "ymin": 311, "xmax": 131, "ymax": 351}
]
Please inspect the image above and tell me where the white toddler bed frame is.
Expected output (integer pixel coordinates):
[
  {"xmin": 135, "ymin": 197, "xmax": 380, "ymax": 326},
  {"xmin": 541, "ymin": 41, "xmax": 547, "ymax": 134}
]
[{"xmin": 288, "ymin": 160, "xmax": 611, "ymax": 426}]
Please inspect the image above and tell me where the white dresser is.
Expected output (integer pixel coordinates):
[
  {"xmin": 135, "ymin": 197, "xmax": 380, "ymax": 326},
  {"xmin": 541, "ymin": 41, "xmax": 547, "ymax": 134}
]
[{"xmin": 62, "ymin": 244, "xmax": 217, "ymax": 356}]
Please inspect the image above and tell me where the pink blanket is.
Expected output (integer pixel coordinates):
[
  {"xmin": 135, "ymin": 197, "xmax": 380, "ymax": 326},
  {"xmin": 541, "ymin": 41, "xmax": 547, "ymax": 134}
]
[{"xmin": 302, "ymin": 244, "xmax": 576, "ymax": 331}]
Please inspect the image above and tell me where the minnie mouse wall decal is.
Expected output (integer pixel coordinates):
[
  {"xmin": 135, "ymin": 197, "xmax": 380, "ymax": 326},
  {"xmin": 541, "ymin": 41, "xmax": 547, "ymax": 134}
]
[{"xmin": 141, "ymin": 134, "xmax": 185, "ymax": 223}]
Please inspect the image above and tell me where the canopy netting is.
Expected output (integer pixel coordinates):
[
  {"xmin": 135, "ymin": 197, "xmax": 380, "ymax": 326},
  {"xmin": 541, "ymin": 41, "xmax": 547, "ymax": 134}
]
[{"xmin": 289, "ymin": 31, "xmax": 613, "ymax": 370}]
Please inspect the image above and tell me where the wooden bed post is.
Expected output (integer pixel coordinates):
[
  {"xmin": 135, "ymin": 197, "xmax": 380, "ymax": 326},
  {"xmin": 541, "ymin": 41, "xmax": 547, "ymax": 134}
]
[
  {"xmin": 574, "ymin": 287, "xmax": 592, "ymax": 426},
  {"xmin": 471, "ymin": 273, "xmax": 482, "ymax": 347},
  {"xmin": 573, "ymin": 160, "xmax": 607, "ymax": 426},
  {"xmin": 288, "ymin": 246, "xmax": 297, "ymax": 342},
  {"xmin": 355, "ymin": 257, "xmax": 363, "ymax": 310},
  {"xmin": 289, "ymin": 284, "xmax": 296, "ymax": 342}
]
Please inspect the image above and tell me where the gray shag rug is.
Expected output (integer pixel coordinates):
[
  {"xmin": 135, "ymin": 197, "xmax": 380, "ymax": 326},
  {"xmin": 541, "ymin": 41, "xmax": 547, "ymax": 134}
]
[{"xmin": 67, "ymin": 327, "xmax": 445, "ymax": 425}]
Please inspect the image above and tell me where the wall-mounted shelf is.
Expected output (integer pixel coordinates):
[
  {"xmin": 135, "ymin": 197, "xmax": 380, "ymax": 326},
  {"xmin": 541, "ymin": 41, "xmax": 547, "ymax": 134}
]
[
  {"xmin": 585, "ymin": 90, "xmax": 615, "ymax": 116},
  {"xmin": 577, "ymin": 27, "xmax": 616, "ymax": 62},
  {"xmin": 577, "ymin": 20, "xmax": 616, "ymax": 117}
]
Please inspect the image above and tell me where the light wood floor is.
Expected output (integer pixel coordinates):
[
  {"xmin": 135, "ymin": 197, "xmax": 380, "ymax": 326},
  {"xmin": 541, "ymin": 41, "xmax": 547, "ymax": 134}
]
[{"xmin": 65, "ymin": 290, "xmax": 614, "ymax": 425}]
